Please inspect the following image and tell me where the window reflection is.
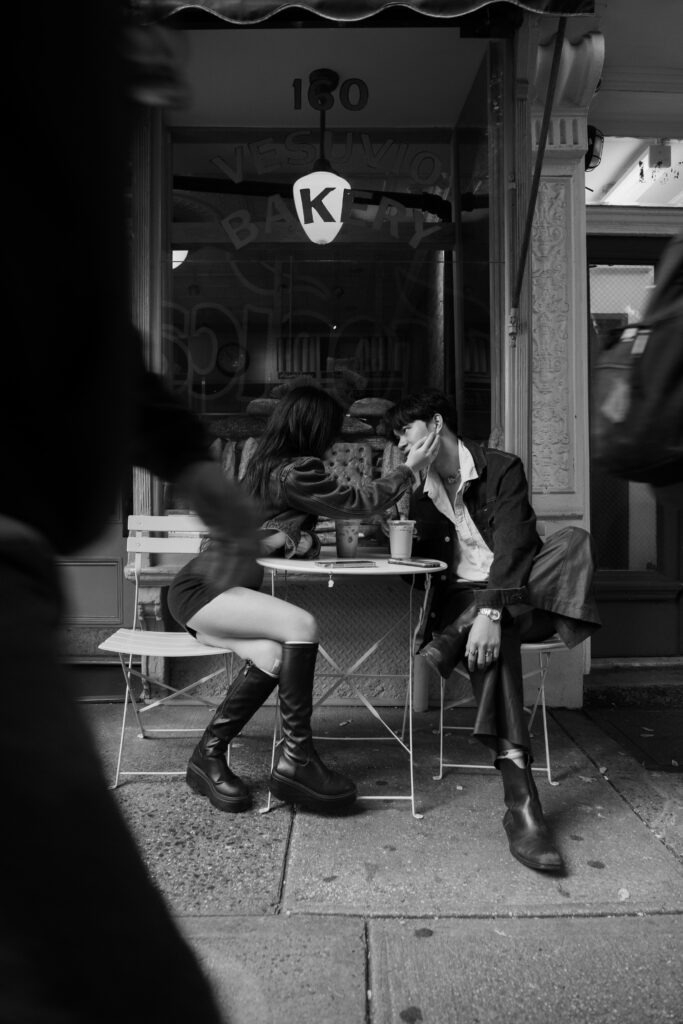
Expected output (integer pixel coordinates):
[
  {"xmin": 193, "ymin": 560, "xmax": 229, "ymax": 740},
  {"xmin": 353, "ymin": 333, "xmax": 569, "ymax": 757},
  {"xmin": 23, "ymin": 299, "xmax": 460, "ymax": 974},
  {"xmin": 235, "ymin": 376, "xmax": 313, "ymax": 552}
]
[
  {"xmin": 165, "ymin": 119, "xmax": 492, "ymax": 438},
  {"xmin": 164, "ymin": 248, "xmax": 451, "ymax": 419},
  {"xmin": 589, "ymin": 264, "xmax": 658, "ymax": 571}
]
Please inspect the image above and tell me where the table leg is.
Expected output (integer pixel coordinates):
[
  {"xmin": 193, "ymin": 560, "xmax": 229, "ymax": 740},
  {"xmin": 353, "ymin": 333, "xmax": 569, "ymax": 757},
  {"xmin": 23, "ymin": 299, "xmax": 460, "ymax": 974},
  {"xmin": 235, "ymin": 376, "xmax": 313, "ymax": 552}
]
[{"xmin": 263, "ymin": 567, "xmax": 428, "ymax": 818}]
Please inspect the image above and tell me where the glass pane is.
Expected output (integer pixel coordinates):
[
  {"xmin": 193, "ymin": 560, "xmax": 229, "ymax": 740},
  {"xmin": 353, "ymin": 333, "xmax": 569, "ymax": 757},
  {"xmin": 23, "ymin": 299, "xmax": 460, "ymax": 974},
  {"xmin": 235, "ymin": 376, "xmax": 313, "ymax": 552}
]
[
  {"xmin": 165, "ymin": 120, "xmax": 491, "ymax": 436},
  {"xmin": 164, "ymin": 248, "xmax": 452, "ymax": 418},
  {"xmin": 585, "ymin": 137, "xmax": 683, "ymax": 207},
  {"xmin": 590, "ymin": 264, "xmax": 654, "ymax": 325},
  {"xmin": 589, "ymin": 263, "xmax": 658, "ymax": 571}
]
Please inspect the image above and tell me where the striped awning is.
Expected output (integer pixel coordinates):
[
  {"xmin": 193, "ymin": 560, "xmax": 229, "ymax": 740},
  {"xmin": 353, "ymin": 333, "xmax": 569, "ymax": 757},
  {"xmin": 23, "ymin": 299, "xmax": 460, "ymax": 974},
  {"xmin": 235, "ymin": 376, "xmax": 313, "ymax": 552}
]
[{"xmin": 148, "ymin": 1, "xmax": 594, "ymax": 25}]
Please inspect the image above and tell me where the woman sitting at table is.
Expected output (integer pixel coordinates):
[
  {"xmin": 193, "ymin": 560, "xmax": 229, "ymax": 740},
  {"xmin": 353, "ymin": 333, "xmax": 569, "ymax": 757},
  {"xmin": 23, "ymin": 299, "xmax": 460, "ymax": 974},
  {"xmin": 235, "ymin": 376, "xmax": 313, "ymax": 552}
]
[{"xmin": 167, "ymin": 385, "xmax": 437, "ymax": 816}]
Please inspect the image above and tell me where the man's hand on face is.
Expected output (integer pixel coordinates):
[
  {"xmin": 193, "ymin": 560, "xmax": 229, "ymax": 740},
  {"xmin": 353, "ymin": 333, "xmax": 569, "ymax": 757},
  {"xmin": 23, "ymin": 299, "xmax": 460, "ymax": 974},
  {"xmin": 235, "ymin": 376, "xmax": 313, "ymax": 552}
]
[{"xmin": 405, "ymin": 429, "xmax": 440, "ymax": 473}]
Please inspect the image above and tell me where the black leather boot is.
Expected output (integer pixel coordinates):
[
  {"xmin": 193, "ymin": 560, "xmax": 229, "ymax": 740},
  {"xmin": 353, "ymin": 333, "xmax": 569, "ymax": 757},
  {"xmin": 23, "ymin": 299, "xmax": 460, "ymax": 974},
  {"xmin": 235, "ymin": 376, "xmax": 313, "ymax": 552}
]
[
  {"xmin": 419, "ymin": 602, "xmax": 479, "ymax": 678},
  {"xmin": 497, "ymin": 755, "xmax": 564, "ymax": 872},
  {"xmin": 187, "ymin": 662, "xmax": 277, "ymax": 812},
  {"xmin": 270, "ymin": 641, "xmax": 357, "ymax": 813}
]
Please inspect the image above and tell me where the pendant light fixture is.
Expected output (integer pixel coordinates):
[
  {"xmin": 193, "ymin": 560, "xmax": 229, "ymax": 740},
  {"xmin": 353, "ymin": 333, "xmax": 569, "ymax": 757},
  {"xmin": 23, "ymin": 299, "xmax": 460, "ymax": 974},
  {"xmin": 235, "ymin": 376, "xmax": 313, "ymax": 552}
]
[
  {"xmin": 293, "ymin": 69, "xmax": 350, "ymax": 245},
  {"xmin": 585, "ymin": 125, "xmax": 604, "ymax": 171}
]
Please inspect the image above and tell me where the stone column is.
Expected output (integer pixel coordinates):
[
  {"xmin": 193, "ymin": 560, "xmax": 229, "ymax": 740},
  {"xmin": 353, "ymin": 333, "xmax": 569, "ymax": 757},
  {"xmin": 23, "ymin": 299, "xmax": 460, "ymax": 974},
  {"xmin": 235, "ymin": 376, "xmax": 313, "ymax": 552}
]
[{"xmin": 528, "ymin": 30, "xmax": 604, "ymax": 704}]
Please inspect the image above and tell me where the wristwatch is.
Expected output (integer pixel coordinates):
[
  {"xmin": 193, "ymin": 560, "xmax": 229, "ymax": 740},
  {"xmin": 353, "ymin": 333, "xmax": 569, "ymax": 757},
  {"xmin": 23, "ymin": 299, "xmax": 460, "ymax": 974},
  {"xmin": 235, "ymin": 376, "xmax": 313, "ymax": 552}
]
[{"xmin": 478, "ymin": 607, "xmax": 502, "ymax": 622}]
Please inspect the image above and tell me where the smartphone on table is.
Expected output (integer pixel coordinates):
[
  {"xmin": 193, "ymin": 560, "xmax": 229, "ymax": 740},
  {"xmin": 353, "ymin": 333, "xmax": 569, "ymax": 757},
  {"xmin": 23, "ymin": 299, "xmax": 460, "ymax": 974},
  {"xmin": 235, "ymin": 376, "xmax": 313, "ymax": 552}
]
[
  {"xmin": 315, "ymin": 560, "xmax": 377, "ymax": 568},
  {"xmin": 388, "ymin": 558, "xmax": 442, "ymax": 568}
]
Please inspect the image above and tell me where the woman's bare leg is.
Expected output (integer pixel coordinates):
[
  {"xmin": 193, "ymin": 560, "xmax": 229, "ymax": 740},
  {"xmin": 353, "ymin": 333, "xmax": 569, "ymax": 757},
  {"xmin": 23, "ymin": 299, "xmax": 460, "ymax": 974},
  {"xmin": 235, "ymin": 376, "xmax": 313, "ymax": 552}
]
[
  {"xmin": 186, "ymin": 587, "xmax": 356, "ymax": 814},
  {"xmin": 186, "ymin": 589, "xmax": 318, "ymax": 810},
  {"xmin": 187, "ymin": 587, "xmax": 318, "ymax": 674}
]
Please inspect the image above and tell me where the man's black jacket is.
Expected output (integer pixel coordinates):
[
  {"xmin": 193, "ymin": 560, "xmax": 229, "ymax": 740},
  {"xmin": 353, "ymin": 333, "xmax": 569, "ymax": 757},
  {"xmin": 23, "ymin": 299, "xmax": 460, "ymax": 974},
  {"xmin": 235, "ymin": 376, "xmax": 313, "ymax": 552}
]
[{"xmin": 410, "ymin": 438, "xmax": 543, "ymax": 612}]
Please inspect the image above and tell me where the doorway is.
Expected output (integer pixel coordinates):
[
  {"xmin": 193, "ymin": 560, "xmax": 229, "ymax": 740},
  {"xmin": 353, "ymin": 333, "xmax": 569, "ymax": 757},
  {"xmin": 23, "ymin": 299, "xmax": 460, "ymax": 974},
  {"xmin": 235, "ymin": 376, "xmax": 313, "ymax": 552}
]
[{"xmin": 588, "ymin": 234, "xmax": 683, "ymax": 657}]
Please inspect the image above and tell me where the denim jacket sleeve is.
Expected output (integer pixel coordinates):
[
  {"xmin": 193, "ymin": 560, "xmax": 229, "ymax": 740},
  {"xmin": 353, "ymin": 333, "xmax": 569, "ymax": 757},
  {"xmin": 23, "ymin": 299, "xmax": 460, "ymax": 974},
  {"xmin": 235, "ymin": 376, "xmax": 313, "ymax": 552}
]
[
  {"xmin": 258, "ymin": 516, "xmax": 321, "ymax": 560},
  {"xmin": 277, "ymin": 456, "xmax": 415, "ymax": 520}
]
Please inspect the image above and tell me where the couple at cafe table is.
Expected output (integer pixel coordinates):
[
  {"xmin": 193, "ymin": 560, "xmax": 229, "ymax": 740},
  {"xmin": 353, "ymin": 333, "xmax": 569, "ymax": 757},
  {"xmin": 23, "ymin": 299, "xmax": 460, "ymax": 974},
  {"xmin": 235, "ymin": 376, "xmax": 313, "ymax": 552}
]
[{"xmin": 169, "ymin": 385, "xmax": 600, "ymax": 874}]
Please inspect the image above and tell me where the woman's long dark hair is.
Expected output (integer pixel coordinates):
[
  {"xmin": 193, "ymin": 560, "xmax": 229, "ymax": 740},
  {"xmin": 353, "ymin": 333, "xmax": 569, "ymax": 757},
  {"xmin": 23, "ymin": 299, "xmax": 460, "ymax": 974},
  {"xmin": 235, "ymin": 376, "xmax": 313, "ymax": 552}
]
[{"xmin": 243, "ymin": 385, "xmax": 345, "ymax": 503}]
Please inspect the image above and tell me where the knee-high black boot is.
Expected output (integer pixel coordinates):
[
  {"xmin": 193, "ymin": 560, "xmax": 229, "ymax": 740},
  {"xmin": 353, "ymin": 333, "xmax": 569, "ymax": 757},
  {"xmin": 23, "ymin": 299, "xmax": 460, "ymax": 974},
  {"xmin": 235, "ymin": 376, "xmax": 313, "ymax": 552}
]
[
  {"xmin": 496, "ymin": 755, "xmax": 564, "ymax": 872},
  {"xmin": 187, "ymin": 662, "xmax": 278, "ymax": 812},
  {"xmin": 270, "ymin": 641, "xmax": 357, "ymax": 813},
  {"xmin": 419, "ymin": 602, "xmax": 478, "ymax": 678}
]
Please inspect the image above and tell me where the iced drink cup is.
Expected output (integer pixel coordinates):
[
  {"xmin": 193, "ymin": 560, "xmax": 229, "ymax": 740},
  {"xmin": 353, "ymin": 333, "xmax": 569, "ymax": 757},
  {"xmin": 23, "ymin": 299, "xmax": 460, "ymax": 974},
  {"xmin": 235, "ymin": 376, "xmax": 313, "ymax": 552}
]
[
  {"xmin": 335, "ymin": 520, "xmax": 360, "ymax": 557},
  {"xmin": 388, "ymin": 519, "xmax": 415, "ymax": 558}
]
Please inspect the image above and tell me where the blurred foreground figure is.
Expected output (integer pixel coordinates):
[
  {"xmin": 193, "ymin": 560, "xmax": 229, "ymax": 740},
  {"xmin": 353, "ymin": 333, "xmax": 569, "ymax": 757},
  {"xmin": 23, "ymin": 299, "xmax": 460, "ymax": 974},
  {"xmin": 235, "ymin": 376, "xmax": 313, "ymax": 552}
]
[
  {"xmin": 592, "ymin": 229, "xmax": 683, "ymax": 509},
  {"xmin": 1, "ymin": 3, "xmax": 259, "ymax": 1021}
]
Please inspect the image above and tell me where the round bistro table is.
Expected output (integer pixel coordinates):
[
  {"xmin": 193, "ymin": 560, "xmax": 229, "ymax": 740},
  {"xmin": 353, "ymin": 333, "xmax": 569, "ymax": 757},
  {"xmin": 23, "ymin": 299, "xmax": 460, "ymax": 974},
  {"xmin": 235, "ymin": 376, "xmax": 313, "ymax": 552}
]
[{"xmin": 257, "ymin": 555, "xmax": 447, "ymax": 818}]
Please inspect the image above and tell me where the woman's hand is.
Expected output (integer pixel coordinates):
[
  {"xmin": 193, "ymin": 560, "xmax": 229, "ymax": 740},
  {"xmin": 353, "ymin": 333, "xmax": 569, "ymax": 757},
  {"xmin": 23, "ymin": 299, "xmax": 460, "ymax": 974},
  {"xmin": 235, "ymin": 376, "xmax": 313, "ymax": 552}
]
[
  {"xmin": 405, "ymin": 430, "xmax": 440, "ymax": 474},
  {"xmin": 295, "ymin": 532, "xmax": 314, "ymax": 555},
  {"xmin": 259, "ymin": 529, "xmax": 288, "ymax": 554}
]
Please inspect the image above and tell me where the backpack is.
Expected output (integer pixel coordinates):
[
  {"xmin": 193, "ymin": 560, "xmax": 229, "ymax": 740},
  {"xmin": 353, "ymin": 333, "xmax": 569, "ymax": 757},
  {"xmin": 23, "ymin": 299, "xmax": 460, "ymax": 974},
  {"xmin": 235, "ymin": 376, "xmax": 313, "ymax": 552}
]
[{"xmin": 591, "ymin": 232, "xmax": 683, "ymax": 487}]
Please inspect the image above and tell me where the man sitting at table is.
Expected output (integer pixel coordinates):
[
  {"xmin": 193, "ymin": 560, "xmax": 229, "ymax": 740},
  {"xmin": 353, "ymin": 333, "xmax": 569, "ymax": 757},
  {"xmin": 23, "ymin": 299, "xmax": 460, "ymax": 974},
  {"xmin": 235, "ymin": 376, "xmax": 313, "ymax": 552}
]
[{"xmin": 383, "ymin": 389, "xmax": 601, "ymax": 873}]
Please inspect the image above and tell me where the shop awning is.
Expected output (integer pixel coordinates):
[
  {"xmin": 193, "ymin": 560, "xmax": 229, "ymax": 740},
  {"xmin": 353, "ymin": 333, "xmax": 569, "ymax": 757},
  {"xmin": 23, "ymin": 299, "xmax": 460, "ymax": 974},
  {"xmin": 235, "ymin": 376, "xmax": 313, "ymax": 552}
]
[{"xmin": 150, "ymin": 1, "xmax": 594, "ymax": 25}]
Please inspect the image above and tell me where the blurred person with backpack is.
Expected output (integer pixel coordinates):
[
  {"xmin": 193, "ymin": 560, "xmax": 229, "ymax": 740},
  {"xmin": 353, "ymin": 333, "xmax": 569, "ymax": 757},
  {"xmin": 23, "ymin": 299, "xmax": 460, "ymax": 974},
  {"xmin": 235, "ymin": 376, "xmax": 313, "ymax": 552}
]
[{"xmin": 592, "ymin": 230, "xmax": 683, "ymax": 506}]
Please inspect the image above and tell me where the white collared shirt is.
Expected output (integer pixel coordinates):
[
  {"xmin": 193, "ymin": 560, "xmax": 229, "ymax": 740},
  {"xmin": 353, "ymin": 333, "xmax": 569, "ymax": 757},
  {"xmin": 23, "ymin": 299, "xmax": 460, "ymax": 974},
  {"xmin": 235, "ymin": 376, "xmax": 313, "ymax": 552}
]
[{"xmin": 424, "ymin": 440, "xmax": 493, "ymax": 582}]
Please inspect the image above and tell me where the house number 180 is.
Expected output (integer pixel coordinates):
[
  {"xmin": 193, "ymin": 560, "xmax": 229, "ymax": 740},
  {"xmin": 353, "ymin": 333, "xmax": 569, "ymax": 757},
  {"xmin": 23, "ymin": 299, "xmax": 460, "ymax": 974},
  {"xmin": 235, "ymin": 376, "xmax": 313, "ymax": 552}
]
[{"xmin": 292, "ymin": 77, "xmax": 369, "ymax": 111}]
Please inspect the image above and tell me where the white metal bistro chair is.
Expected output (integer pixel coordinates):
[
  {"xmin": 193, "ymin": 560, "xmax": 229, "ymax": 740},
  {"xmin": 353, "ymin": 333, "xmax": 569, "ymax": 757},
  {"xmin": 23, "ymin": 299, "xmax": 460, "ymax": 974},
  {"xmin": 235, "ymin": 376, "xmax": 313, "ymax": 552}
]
[
  {"xmin": 99, "ymin": 514, "xmax": 234, "ymax": 788},
  {"xmin": 433, "ymin": 635, "xmax": 565, "ymax": 786}
]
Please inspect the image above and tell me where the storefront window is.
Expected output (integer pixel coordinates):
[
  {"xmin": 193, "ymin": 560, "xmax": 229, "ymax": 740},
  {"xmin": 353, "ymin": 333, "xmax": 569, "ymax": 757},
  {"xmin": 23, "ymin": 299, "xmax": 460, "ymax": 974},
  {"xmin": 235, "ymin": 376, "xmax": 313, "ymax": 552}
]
[
  {"xmin": 589, "ymin": 263, "xmax": 657, "ymax": 570},
  {"xmin": 164, "ymin": 121, "xmax": 490, "ymax": 435},
  {"xmin": 165, "ymin": 245, "xmax": 451, "ymax": 419}
]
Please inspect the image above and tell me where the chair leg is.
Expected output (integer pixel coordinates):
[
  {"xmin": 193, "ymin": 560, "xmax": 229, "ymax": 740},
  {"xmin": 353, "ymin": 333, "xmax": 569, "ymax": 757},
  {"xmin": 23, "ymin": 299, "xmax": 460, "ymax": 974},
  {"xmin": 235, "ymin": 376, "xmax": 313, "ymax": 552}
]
[
  {"xmin": 112, "ymin": 653, "xmax": 145, "ymax": 789},
  {"xmin": 538, "ymin": 681, "xmax": 556, "ymax": 785},
  {"xmin": 526, "ymin": 649, "xmax": 558, "ymax": 786},
  {"xmin": 113, "ymin": 651, "xmax": 237, "ymax": 788},
  {"xmin": 436, "ymin": 647, "xmax": 557, "ymax": 782},
  {"xmin": 112, "ymin": 681, "xmax": 130, "ymax": 790}
]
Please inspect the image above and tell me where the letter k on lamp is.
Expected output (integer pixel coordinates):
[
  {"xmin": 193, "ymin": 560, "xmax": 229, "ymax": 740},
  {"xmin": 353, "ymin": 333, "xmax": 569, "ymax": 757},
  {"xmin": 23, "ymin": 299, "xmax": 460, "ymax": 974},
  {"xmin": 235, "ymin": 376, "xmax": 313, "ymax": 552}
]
[
  {"xmin": 293, "ymin": 68, "xmax": 350, "ymax": 245},
  {"xmin": 293, "ymin": 167, "xmax": 350, "ymax": 245}
]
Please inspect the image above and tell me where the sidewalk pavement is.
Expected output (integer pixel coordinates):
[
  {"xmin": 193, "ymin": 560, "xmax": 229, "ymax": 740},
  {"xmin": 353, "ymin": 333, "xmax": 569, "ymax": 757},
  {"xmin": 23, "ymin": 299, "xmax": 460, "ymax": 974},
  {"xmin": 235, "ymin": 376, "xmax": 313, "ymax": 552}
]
[{"xmin": 84, "ymin": 698, "xmax": 683, "ymax": 1024}]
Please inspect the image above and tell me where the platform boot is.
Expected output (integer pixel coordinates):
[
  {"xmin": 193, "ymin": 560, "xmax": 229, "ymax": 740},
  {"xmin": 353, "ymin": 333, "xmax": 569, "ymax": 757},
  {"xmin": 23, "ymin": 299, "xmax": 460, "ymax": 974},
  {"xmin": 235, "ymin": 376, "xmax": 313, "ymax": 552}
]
[
  {"xmin": 419, "ymin": 602, "xmax": 479, "ymax": 678},
  {"xmin": 269, "ymin": 641, "xmax": 357, "ymax": 813},
  {"xmin": 496, "ymin": 754, "xmax": 564, "ymax": 872},
  {"xmin": 187, "ymin": 662, "xmax": 278, "ymax": 812}
]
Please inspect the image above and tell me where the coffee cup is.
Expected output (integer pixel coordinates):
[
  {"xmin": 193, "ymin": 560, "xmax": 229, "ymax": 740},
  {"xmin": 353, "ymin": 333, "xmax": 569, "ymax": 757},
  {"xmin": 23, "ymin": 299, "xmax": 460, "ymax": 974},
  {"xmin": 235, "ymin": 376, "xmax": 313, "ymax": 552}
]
[
  {"xmin": 335, "ymin": 519, "xmax": 360, "ymax": 558},
  {"xmin": 388, "ymin": 519, "xmax": 415, "ymax": 559}
]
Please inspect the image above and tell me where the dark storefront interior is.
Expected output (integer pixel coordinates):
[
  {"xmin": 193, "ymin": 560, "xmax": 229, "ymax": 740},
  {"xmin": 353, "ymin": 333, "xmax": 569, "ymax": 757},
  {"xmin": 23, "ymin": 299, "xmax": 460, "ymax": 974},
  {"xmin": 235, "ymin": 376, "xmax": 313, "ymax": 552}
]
[{"xmin": 162, "ymin": 18, "xmax": 498, "ymax": 441}]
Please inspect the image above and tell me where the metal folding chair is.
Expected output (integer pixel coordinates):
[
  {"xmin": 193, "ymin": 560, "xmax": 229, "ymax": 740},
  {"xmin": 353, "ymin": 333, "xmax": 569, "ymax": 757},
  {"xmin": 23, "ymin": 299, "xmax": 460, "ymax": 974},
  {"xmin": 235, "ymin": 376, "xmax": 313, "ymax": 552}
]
[
  {"xmin": 433, "ymin": 635, "xmax": 565, "ymax": 785},
  {"xmin": 98, "ymin": 514, "xmax": 234, "ymax": 788}
]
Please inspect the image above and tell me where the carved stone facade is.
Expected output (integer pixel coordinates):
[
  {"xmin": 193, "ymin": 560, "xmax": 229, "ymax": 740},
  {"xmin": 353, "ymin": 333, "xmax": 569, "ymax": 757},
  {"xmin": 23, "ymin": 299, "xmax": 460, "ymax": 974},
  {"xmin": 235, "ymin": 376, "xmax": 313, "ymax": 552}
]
[
  {"xmin": 523, "ymin": 29, "xmax": 605, "ymax": 702},
  {"xmin": 531, "ymin": 178, "xmax": 573, "ymax": 495}
]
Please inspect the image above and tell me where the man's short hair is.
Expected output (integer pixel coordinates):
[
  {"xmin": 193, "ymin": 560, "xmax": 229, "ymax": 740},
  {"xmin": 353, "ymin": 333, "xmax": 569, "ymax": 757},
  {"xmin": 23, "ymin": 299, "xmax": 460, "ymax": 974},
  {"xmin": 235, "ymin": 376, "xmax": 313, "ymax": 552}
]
[{"xmin": 383, "ymin": 388, "xmax": 458, "ymax": 435}]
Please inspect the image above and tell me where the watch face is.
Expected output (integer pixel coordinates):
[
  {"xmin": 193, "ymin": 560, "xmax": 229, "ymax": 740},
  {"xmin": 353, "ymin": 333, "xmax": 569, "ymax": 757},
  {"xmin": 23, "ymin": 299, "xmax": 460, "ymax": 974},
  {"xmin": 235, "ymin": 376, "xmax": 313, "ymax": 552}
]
[{"xmin": 216, "ymin": 343, "xmax": 249, "ymax": 376}]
